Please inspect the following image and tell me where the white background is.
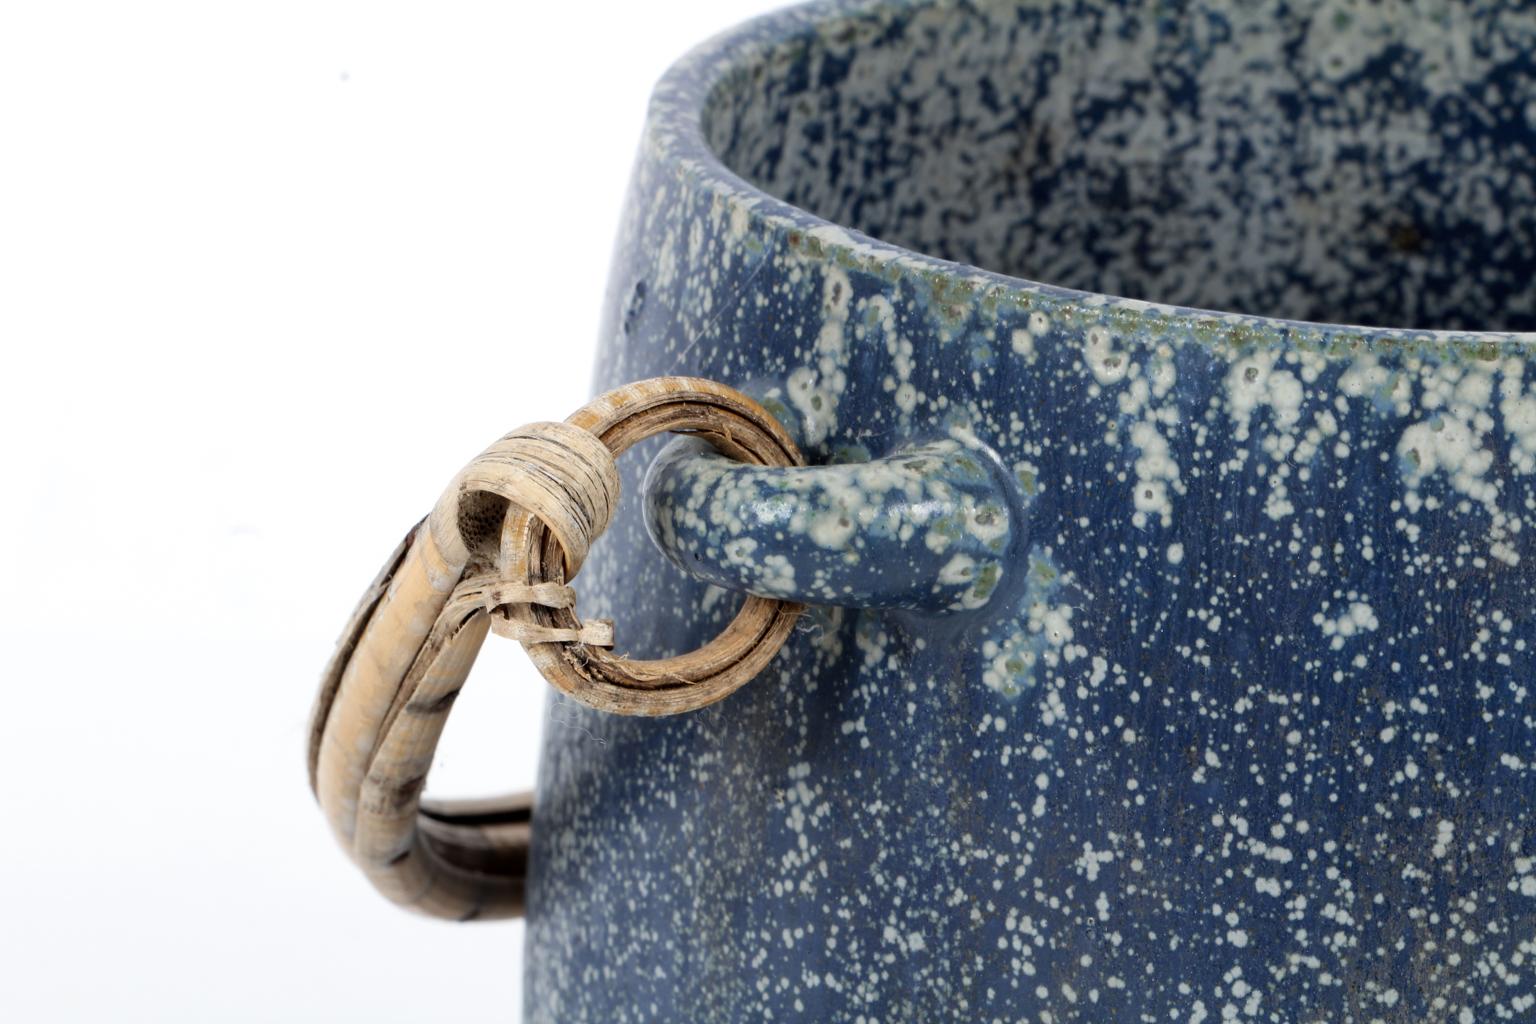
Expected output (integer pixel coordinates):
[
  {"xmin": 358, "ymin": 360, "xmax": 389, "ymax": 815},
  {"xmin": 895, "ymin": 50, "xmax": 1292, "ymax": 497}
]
[{"xmin": 0, "ymin": 2, "xmax": 780, "ymax": 1019}]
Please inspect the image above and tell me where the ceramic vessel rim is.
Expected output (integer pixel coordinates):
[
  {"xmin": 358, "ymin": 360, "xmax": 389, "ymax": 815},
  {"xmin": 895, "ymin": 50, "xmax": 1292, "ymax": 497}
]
[{"xmin": 647, "ymin": 0, "xmax": 1536, "ymax": 351}]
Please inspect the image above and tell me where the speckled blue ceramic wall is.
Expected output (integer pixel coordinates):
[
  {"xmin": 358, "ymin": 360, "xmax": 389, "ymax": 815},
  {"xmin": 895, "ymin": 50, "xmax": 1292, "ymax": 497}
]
[{"xmin": 526, "ymin": 2, "xmax": 1536, "ymax": 1021}]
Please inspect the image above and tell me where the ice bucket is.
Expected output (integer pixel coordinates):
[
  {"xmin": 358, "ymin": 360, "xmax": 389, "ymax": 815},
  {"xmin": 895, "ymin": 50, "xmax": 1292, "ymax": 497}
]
[
  {"xmin": 532, "ymin": 1, "xmax": 1536, "ymax": 1020},
  {"xmin": 317, "ymin": 1, "xmax": 1536, "ymax": 1020}
]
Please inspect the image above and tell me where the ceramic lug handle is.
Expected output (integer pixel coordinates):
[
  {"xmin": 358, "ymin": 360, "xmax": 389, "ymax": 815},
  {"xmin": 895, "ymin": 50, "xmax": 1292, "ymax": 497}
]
[{"xmin": 643, "ymin": 432, "xmax": 1023, "ymax": 615}]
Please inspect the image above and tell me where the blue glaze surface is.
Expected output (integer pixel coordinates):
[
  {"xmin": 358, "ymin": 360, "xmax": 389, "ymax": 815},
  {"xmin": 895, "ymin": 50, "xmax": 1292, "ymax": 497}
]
[{"xmin": 527, "ymin": 2, "xmax": 1536, "ymax": 1021}]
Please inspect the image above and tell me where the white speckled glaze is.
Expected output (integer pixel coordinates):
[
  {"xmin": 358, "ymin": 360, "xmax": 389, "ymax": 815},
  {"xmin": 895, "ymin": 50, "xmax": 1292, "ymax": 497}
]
[{"xmin": 528, "ymin": 2, "xmax": 1536, "ymax": 1020}]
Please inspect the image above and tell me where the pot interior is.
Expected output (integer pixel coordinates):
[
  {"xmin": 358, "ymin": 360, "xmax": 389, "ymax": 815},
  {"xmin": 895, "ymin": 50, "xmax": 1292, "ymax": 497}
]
[{"xmin": 703, "ymin": 0, "xmax": 1536, "ymax": 333}]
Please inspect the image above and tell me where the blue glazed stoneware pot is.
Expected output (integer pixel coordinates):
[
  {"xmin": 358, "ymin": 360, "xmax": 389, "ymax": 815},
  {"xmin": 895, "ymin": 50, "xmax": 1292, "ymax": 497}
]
[{"xmin": 527, "ymin": 1, "xmax": 1536, "ymax": 1020}]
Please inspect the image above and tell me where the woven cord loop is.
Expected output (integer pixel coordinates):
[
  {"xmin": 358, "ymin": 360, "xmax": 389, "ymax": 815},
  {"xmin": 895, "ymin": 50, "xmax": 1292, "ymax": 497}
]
[{"xmin": 307, "ymin": 377, "xmax": 804, "ymax": 920}]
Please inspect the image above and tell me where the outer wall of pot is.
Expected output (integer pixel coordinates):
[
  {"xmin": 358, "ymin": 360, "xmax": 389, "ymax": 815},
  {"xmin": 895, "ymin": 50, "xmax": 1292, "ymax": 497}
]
[{"xmin": 525, "ymin": 3, "xmax": 1536, "ymax": 1021}]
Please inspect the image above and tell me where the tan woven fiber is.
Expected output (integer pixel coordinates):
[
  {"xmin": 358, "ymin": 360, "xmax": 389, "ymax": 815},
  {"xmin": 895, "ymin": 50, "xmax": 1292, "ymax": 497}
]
[{"xmin": 307, "ymin": 377, "xmax": 805, "ymax": 920}]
